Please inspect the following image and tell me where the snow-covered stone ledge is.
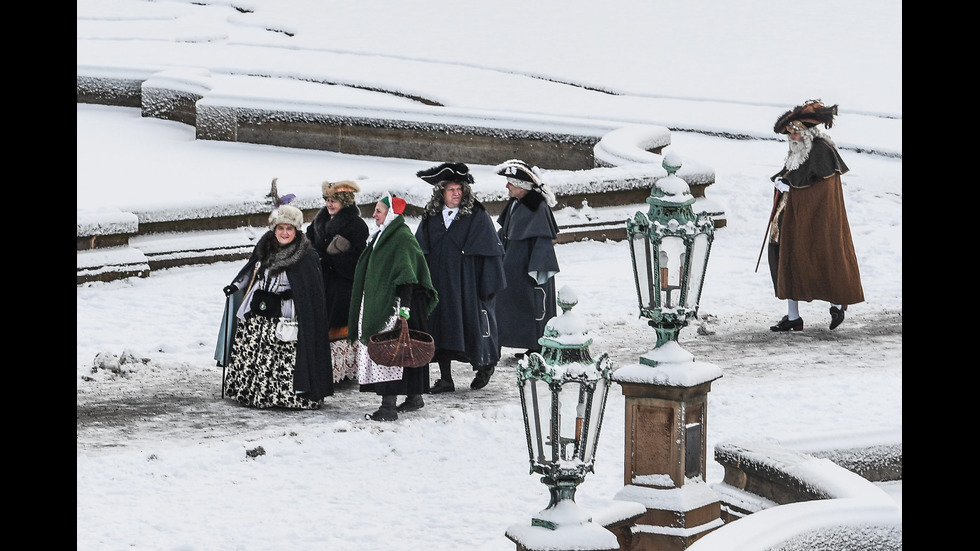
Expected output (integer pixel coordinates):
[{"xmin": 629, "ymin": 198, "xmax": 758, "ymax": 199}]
[{"xmin": 711, "ymin": 430, "xmax": 901, "ymax": 521}]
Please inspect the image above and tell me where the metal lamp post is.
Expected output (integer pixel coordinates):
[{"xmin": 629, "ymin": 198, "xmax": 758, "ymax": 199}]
[
  {"xmin": 506, "ymin": 288, "xmax": 620, "ymax": 551},
  {"xmin": 613, "ymin": 151, "xmax": 724, "ymax": 550}
]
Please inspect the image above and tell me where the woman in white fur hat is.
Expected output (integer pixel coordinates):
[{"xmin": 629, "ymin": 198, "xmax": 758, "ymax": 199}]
[{"xmin": 221, "ymin": 202, "xmax": 333, "ymax": 409}]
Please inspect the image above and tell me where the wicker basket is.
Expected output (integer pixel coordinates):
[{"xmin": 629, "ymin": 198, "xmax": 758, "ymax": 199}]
[{"xmin": 367, "ymin": 318, "xmax": 435, "ymax": 368}]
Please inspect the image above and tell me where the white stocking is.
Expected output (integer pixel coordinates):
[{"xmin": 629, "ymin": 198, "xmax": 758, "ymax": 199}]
[{"xmin": 787, "ymin": 299, "xmax": 800, "ymax": 320}]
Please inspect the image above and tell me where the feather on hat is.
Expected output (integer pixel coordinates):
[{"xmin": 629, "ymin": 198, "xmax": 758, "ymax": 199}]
[{"xmin": 773, "ymin": 99, "xmax": 838, "ymax": 134}]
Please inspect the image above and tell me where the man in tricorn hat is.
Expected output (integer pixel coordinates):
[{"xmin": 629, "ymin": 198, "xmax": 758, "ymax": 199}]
[
  {"xmin": 766, "ymin": 99, "xmax": 864, "ymax": 332},
  {"xmin": 494, "ymin": 159, "xmax": 560, "ymax": 357},
  {"xmin": 413, "ymin": 162, "xmax": 506, "ymax": 395}
]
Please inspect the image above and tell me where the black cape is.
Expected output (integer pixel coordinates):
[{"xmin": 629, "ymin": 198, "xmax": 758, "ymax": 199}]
[
  {"xmin": 415, "ymin": 201, "xmax": 506, "ymax": 368},
  {"xmin": 495, "ymin": 190, "xmax": 560, "ymax": 350},
  {"xmin": 231, "ymin": 233, "xmax": 334, "ymax": 400}
]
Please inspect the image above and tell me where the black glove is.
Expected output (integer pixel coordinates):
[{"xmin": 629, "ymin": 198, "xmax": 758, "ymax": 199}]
[{"xmin": 223, "ymin": 285, "xmax": 238, "ymax": 297}]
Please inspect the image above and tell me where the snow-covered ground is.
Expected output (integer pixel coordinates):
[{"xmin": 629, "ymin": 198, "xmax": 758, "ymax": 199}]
[{"xmin": 77, "ymin": 2, "xmax": 901, "ymax": 550}]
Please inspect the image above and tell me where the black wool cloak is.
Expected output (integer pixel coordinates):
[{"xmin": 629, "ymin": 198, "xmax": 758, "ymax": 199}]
[
  {"xmin": 306, "ymin": 204, "xmax": 369, "ymax": 331},
  {"xmin": 414, "ymin": 200, "xmax": 506, "ymax": 368},
  {"xmin": 232, "ymin": 233, "xmax": 334, "ymax": 400},
  {"xmin": 495, "ymin": 190, "xmax": 560, "ymax": 350}
]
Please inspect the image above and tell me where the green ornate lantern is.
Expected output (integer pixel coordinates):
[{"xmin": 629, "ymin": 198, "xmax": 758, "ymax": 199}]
[
  {"xmin": 515, "ymin": 287, "xmax": 614, "ymax": 531},
  {"xmin": 626, "ymin": 151, "xmax": 715, "ymax": 362}
]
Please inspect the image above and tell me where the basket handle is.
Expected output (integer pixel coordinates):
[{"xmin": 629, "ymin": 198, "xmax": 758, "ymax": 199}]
[{"xmin": 396, "ymin": 317, "xmax": 414, "ymax": 363}]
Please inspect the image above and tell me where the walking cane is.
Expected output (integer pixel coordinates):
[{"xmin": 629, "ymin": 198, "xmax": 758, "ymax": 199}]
[{"xmin": 755, "ymin": 189, "xmax": 782, "ymax": 272}]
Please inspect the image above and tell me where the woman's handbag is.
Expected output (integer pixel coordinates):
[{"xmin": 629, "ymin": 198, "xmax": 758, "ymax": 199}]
[
  {"xmin": 250, "ymin": 289, "xmax": 285, "ymax": 318},
  {"xmin": 367, "ymin": 318, "xmax": 435, "ymax": 368},
  {"xmin": 275, "ymin": 317, "xmax": 299, "ymax": 342}
]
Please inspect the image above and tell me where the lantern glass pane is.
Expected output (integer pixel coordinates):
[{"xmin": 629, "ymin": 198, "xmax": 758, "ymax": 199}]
[
  {"xmin": 520, "ymin": 378, "xmax": 547, "ymax": 464},
  {"xmin": 684, "ymin": 233, "xmax": 710, "ymax": 311},
  {"xmin": 556, "ymin": 383, "xmax": 583, "ymax": 460},
  {"xmin": 630, "ymin": 232, "xmax": 653, "ymax": 310},
  {"xmin": 659, "ymin": 236, "xmax": 686, "ymax": 309},
  {"xmin": 582, "ymin": 377, "xmax": 607, "ymax": 463}
]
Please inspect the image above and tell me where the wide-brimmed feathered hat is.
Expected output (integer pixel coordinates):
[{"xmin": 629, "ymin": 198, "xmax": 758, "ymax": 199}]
[
  {"xmin": 494, "ymin": 159, "xmax": 557, "ymax": 207},
  {"xmin": 495, "ymin": 159, "xmax": 540, "ymax": 186},
  {"xmin": 416, "ymin": 162, "xmax": 474, "ymax": 185},
  {"xmin": 773, "ymin": 99, "xmax": 838, "ymax": 135}
]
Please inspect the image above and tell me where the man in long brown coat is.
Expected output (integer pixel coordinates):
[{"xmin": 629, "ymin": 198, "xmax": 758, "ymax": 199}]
[{"xmin": 767, "ymin": 100, "xmax": 864, "ymax": 332}]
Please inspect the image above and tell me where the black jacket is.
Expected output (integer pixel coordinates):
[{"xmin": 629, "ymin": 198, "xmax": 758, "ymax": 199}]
[
  {"xmin": 414, "ymin": 201, "xmax": 506, "ymax": 367},
  {"xmin": 306, "ymin": 205, "xmax": 369, "ymax": 330}
]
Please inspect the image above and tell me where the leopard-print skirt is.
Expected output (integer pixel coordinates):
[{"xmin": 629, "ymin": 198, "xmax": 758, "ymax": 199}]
[{"xmin": 225, "ymin": 316, "xmax": 322, "ymax": 410}]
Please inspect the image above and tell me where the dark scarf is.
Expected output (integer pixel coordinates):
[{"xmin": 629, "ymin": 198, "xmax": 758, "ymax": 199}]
[{"xmin": 254, "ymin": 230, "xmax": 312, "ymax": 278}]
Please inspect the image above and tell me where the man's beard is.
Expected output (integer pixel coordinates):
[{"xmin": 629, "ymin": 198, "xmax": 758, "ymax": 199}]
[{"xmin": 783, "ymin": 131, "xmax": 814, "ymax": 170}]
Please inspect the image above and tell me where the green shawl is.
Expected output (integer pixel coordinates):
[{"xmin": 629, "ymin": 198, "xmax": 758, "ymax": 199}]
[{"xmin": 348, "ymin": 215, "xmax": 438, "ymax": 344}]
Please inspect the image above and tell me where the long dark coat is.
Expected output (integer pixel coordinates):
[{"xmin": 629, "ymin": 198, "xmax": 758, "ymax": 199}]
[
  {"xmin": 230, "ymin": 232, "xmax": 334, "ymax": 400},
  {"xmin": 306, "ymin": 204, "xmax": 369, "ymax": 331},
  {"xmin": 496, "ymin": 190, "xmax": 560, "ymax": 350},
  {"xmin": 414, "ymin": 201, "xmax": 506, "ymax": 368},
  {"xmin": 768, "ymin": 137, "xmax": 865, "ymax": 306}
]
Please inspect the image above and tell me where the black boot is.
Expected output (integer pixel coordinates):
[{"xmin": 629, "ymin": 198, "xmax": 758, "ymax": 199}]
[
  {"xmin": 829, "ymin": 306, "xmax": 845, "ymax": 330},
  {"xmin": 471, "ymin": 364, "xmax": 496, "ymax": 390},
  {"xmin": 397, "ymin": 394, "xmax": 424, "ymax": 412},
  {"xmin": 366, "ymin": 394, "xmax": 398, "ymax": 421},
  {"xmin": 430, "ymin": 359, "xmax": 455, "ymax": 394}
]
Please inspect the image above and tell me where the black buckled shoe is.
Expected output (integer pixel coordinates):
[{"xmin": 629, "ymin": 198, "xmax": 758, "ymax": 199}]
[
  {"xmin": 396, "ymin": 395, "xmax": 424, "ymax": 412},
  {"xmin": 770, "ymin": 316, "xmax": 803, "ymax": 332},
  {"xmin": 365, "ymin": 406, "xmax": 398, "ymax": 422},
  {"xmin": 829, "ymin": 306, "xmax": 845, "ymax": 330},
  {"xmin": 429, "ymin": 379, "xmax": 455, "ymax": 394},
  {"xmin": 471, "ymin": 365, "xmax": 495, "ymax": 390}
]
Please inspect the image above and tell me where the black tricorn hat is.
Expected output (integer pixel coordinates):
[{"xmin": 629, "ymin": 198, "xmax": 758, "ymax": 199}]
[
  {"xmin": 773, "ymin": 99, "xmax": 838, "ymax": 134},
  {"xmin": 495, "ymin": 159, "xmax": 539, "ymax": 185},
  {"xmin": 416, "ymin": 162, "xmax": 474, "ymax": 185}
]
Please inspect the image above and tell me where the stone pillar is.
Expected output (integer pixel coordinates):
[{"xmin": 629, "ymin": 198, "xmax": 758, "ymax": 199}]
[{"xmin": 612, "ymin": 343, "xmax": 724, "ymax": 551}]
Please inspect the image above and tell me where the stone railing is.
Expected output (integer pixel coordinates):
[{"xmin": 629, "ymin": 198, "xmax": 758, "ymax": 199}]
[{"xmin": 77, "ymin": 67, "xmax": 725, "ymax": 284}]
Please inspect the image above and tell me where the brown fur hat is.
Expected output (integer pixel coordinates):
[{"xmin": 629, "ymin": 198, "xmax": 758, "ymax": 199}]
[
  {"xmin": 321, "ymin": 180, "xmax": 360, "ymax": 207},
  {"xmin": 773, "ymin": 99, "xmax": 838, "ymax": 134}
]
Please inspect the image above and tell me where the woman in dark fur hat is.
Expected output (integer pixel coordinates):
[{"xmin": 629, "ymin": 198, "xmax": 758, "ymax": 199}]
[
  {"xmin": 306, "ymin": 180, "xmax": 369, "ymax": 384},
  {"xmin": 767, "ymin": 100, "xmax": 864, "ymax": 332},
  {"xmin": 221, "ymin": 203, "xmax": 333, "ymax": 408}
]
